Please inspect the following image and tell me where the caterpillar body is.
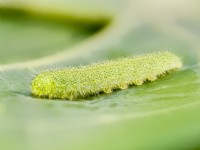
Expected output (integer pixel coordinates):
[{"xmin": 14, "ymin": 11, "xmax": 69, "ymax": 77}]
[{"xmin": 31, "ymin": 51, "xmax": 182, "ymax": 100}]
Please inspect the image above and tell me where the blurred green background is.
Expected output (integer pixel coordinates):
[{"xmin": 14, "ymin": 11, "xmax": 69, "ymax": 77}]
[{"xmin": 0, "ymin": 0, "xmax": 200, "ymax": 150}]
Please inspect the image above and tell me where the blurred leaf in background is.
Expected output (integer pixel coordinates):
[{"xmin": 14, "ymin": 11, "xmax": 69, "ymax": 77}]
[{"xmin": 0, "ymin": 0, "xmax": 200, "ymax": 150}]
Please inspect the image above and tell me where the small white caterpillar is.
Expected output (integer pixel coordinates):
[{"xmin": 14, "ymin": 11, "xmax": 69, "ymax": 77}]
[{"xmin": 31, "ymin": 51, "xmax": 182, "ymax": 100}]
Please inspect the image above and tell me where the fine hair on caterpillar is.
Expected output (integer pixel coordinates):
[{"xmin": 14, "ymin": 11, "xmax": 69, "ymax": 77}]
[{"xmin": 31, "ymin": 51, "xmax": 182, "ymax": 100}]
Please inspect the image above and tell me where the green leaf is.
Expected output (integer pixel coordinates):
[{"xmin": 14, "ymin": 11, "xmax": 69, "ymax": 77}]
[{"xmin": 0, "ymin": 0, "xmax": 200, "ymax": 150}]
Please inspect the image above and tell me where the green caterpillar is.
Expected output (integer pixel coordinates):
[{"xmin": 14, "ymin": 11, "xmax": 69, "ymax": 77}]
[{"xmin": 31, "ymin": 51, "xmax": 182, "ymax": 100}]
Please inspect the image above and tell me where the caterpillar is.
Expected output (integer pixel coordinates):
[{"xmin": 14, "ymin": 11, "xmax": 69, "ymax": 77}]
[{"xmin": 31, "ymin": 51, "xmax": 182, "ymax": 100}]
